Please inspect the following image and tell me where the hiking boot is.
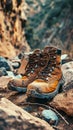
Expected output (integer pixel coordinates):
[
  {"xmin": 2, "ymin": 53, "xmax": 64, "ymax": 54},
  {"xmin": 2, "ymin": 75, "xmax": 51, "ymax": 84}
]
[
  {"xmin": 8, "ymin": 49, "xmax": 49, "ymax": 92},
  {"xmin": 27, "ymin": 46, "xmax": 64, "ymax": 99}
]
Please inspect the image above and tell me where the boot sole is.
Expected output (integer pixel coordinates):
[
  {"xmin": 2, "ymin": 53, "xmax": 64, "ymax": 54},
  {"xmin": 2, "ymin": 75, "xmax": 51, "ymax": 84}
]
[
  {"xmin": 8, "ymin": 82, "xmax": 27, "ymax": 93},
  {"xmin": 27, "ymin": 79, "xmax": 65, "ymax": 100},
  {"xmin": 8, "ymin": 79, "xmax": 64, "ymax": 99}
]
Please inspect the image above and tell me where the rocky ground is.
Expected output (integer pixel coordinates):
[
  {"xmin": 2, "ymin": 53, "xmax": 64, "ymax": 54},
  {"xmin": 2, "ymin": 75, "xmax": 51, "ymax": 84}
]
[{"xmin": 0, "ymin": 55, "xmax": 73, "ymax": 130}]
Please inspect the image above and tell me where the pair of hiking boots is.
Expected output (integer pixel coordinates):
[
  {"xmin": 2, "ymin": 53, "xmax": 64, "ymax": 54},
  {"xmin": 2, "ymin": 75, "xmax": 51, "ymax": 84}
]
[{"xmin": 8, "ymin": 46, "xmax": 64, "ymax": 100}]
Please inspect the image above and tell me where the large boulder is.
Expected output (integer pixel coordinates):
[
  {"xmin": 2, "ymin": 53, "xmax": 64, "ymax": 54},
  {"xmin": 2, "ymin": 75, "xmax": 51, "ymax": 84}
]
[
  {"xmin": 0, "ymin": 56, "xmax": 11, "ymax": 71},
  {"xmin": 0, "ymin": 98, "xmax": 54, "ymax": 130},
  {"xmin": 0, "ymin": 0, "xmax": 30, "ymax": 59},
  {"xmin": 62, "ymin": 61, "xmax": 73, "ymax": 87},
  {"xmin": 50, "ymin": 89, "xmax": 73, "ymax": 116}
]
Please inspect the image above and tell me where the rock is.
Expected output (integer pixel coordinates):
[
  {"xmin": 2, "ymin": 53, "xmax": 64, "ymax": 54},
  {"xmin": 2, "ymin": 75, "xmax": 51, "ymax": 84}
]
[
  {"xmin": 62, "ymin": 61, "xmax": 73, "ymax": 70},
  {"xmin": 0, "ymin": 76, "xmax": 12, "ymax": 89},
  {"xmin": 0, "ymin": 98, "xmax": 54, "ymax": 130},
  {"xmin": 61, "ymin": 54, "xmax": 68, "ymax": 61},
  {"xmin": 24, "ymin": 106, "xmax": 32, "ymax": 113},
  {"xmin": 0, "ymin": 0, "xmax": 30, "ymax": 59},
  {"xmin": 15, "ymin": 74, "xmax": 22, "ymax": 79},
  {"xmin": 62, "ymin": 61, "xmax": 73, "ymax": 86},
  {"xmin": 42, "ymin": 109, "xmax": 58, "ymax": 125},
  {"xmin": 12, "ymin": 62, "xmax": 20, "ymax": 69},
  {"xmin": 50, "ymin": 89, "xmax": 73, "ymax": 116},
  {"xmin": 7, "ymin": 71, "xmax": 22, "ymax": 79},
  {"xmin": 61, "ymin": 54, "xmax": 70, "ymax": 64},
  {"xmin": 7, "ymin": 71, "xmax": 20, "ymax": 78},
  {"xmin": 0, "ymin": 41, "xmax": 16, "ymax": 59},
  {"xmin": 0, "ymin": 67, "xmax": 7, "ymax": 76},
  {"xmin": 25, "ymin": 0, "xmax": 73, "ymax": 59},
  {"xmin": 0, "ymin": 56, "xmax": 11, "ymax": 71},
  {"xmin": 7, "ymin": 71, "xmax": 15, "ymax": 78}
]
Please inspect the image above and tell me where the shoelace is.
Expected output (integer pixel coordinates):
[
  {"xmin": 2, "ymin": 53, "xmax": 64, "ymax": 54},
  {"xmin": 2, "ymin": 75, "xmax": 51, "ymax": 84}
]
[
  {"xmin": 24, "ymin": 51, "xmax": 49, "ymax": 77},
  {"xmin": 38, "ymin": 48, "xmax": 61, "ymax": 81}
]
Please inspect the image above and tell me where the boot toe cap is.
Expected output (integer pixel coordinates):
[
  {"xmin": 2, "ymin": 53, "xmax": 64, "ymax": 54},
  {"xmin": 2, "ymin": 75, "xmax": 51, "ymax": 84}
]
[
  {"xmin": 27, "ymin": 79, "xmax": 64, "ymax": 99},
  {"xmin": 8, "ymin": 79, "xmax": 27, "ymax": 92}
]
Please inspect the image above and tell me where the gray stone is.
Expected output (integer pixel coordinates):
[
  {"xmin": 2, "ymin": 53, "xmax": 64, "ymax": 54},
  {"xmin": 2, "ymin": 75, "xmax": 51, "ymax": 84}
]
[
  {"xmin": 7, "ymin": 71, "xmax": 15, "ymax": 78},
  {"xmin": 62, "ymin": 61, "xmax": 73, "ymax": 86},
  {"xmin": 7, "ymin": 71, "xmax": 22, "ymax": 79},
  {"xmin": 0, "ymin": 67, "xmax": 8, "ymax": 76},
  {"xmin": 61, "ymin": 54, "xmax": 68, "ymax": 60},
  {"xmin": 15, "ymin": 74, "xmax": 22, "ymax": 79},
  {"xmin": 0, "ymin": 98, "xmax": 54, "ymax": 130},
  {"xmin": 42, "ymin": 109, "xmax": 58, "ymax": 125},
  {"xmin": 0, "ymin": 56, "xmax": 11, "ymax": 71},
  {"xmin": 12, "ymin": 62, "xmax": 20, "ymax": 69}
]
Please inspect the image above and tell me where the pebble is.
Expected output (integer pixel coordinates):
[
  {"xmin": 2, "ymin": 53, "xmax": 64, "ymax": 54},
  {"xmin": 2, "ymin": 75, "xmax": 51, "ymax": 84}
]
[
  {"xmin": 0, "ymin": 56, "xmax": 11, "ymax": 71},
  {"xmin": 15, "ymin": 74, "xmax": 22, "ymax": 79},
  {"xmin": 42, "ymin": 109, "xmax": 58, "ymax": 125},
  {"xmin": 7, "ymin": 71, "xmax": 22, "ymax": 79},
  {"xmin": 61, "ymin": 54, "xmax": 68, "ymax": 60},
  {"xmin": 12, "ymin": 62, "xmax": 20, "ymax": 69},
  {"xmin": 7, "ymin": 71, "xmax": 15, "ymax": 78},
  {"xmin": 24, "ymin": 106, "xmax": 32, "ymax": 113},
  {"xmin": 0, "ymin": 67, "xmax": 8, "ymax": 76}
]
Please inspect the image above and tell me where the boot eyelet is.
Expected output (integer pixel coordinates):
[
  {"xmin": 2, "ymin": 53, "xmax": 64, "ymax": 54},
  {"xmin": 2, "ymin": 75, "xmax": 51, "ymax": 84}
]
[
  {"xmin": 50, "ymin": 69, "xmax": 52, "ymax": 72},
  {"xmin": 54, "ymin": 56, "xmax": 56, "ymax": 58},
  {"xmin": 52, "ymin": 67, "xmax": 54, "ymax": 70},
  {"xmin": 35, "ymin": 64, "xmax": 38, "ymax": 68},
  {"xmin": 31, "ymin": 70, "xmax": 34, "ymax": 74},
  {"xmin": 46, "ymin": 77, "xmax": 48, "ymax": 81},
  {"xmin": 36, "ymin": 53, "xmax": 39, "ymax": 56},
  {"xmin": 28, "ymin": 73, "xmax": 30, "ymax": 76},
  {"xmin": 48, "ymin": 73, "xmax": 51, "ymax": 76}
]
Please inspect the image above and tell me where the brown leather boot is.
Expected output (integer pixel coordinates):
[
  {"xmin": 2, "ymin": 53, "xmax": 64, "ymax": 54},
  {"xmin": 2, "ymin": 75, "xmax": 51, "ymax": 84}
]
[
  {"xmin": 8, "ymin": 49, "xmax": 49, "ymax": 92},
  {"xmin": 27, "ymin": 46, "xmax": 64, "ymax": 99}
]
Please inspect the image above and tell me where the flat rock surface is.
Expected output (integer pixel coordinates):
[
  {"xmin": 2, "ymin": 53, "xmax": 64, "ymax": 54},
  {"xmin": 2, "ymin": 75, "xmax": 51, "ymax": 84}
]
[
  {"xmin": 62, "ymin": 61, "xmax": 73, "ymax": 86},
  {"xmin": 50, "ymin": 89, "xmax": 73, "ymax": 116},
  {"xmin": 0, "ymin": 98, "xmax": 54, "ymax": 130}
]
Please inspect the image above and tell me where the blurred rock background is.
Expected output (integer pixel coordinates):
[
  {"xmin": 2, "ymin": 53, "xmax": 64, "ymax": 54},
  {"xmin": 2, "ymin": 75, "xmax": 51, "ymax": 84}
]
[
  {"xmin": 0, "ymin": 0, "xmax": 30, "ymax": 59},
  {"xmin": 0, "ymin": 0, "xmax": 73, "ymax": 59},
  {"xmin": 25, "ymin": 0, "xmax": 73, "ymax": 58}
]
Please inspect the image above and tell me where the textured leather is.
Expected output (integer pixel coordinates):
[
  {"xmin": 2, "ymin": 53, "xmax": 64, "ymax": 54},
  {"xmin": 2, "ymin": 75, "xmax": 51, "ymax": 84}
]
[
  {"xmin": 8, "ymin": 46, "xmax": 63, "ymax": 96},
  {"xmin": 8, "ymin": 48, "xmax": 49, "ymax": 89},
  {"xmin": 27, "ymin": 46, "xmax": 62, "ymax": 95}
]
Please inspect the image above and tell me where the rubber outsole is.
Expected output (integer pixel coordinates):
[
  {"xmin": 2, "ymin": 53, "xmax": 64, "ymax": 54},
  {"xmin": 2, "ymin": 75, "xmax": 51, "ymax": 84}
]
[
  {"xmin": 27, "ymin": 79, "xmax": 65, "ymax": 100},
  {"xmin": 8, "ymin": 78, "xmax": 65, "ymax": 100}
]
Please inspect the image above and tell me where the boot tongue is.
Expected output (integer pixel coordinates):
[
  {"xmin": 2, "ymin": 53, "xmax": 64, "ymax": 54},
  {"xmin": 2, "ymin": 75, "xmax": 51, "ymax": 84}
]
[
  {"xmin": 24, "ymin": 49, "xmax": 49, "ymax": 76},
  {"xmin": 38, "ymin": 47, "xmax": 61, "ymax": 81}
]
